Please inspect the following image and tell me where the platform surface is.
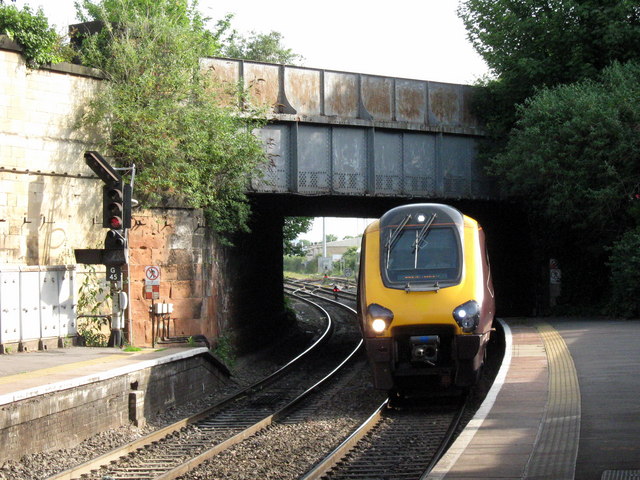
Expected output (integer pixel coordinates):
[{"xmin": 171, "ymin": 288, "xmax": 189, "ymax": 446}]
[
  {"xmin": 0, "ymin": 345, "xmax": 208, "ymax": 405},
  {"xmin": 429, "ymin": 318, "xmax": 640, "ymax": 480}
]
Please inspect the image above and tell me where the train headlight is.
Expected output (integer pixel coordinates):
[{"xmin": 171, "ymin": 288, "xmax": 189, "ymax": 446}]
[
  {"xmin": 371, "ymin": 318, "xmax": 387, "ymax": 333},
  {"xmin": 367, "ymin": 303, "xmax": 394, "ymax": 335},
  {"xmin": 452, "ymin": 300, "xmax": 480, "ymax": 333}
]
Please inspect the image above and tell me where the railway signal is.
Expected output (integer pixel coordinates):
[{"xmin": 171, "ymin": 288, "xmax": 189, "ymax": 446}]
[
  {"xmin": 103, "ymin": 181, "xmax": 132, "ymax": 230},
  {"xmin": 74, "ymin": 151, "xmax": 135, "ymax": 348}
]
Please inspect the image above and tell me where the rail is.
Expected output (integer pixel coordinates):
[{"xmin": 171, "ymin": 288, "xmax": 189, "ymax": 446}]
[{"xmin": 45, "ymin": 291, "xmax": 360, "ymax": 480}]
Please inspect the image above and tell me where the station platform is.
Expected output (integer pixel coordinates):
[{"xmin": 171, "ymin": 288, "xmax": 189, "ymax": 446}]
[
  {"xmin": 0, "ymin": 345, "xmax": 210, "ymax": 405},
  {"xmin": 428, "ymin": 318, "xmax": 640, "ymax": 480}
]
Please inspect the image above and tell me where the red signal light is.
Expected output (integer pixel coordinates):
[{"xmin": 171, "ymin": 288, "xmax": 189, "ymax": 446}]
[{"xmin": 109, "ymin": 216, "xmax": 123, "ymax": 229}]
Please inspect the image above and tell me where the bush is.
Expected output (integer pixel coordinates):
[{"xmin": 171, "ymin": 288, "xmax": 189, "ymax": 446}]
[
  {"xmin": 0, "ymin": 3, "xmax": 72, "ymax": 67},
  {"xmin": 283, "ymin": 255, "xmax": 306, "ymax": 273},
  {"xmin": 608, "ymin": 226, "xmax": 640, "ymax": 317}
]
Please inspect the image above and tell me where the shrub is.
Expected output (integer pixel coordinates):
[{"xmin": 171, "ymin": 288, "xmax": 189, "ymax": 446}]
[
  {"xmin": 0, "ymin": 3, "xmax": 72, "ymax": 67},
  {"xmin": 608, "ymin": 226, "xmax": 640, "ymax": 317}
]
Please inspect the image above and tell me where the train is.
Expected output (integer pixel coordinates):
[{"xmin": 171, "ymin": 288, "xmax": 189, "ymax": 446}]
[{"xmin": 357, "ymin": 203, "xmax": 495, "ymax": 393}]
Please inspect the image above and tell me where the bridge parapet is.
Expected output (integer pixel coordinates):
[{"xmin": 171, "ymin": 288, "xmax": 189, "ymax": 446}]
[{"xmin": 203, "ymin": 58, "xmax": 482, "ymax": 136}]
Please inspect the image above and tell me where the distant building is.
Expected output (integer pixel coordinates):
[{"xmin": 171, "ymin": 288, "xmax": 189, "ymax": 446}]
[{"xmin": 304, "ymin": 237, "xmax": 361, "ymax": 260}]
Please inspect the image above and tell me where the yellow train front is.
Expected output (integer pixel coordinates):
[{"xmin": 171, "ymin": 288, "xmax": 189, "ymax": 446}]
[{"xmin": 357, "ymin": 204, "xmax": 495, "ymax": 393}]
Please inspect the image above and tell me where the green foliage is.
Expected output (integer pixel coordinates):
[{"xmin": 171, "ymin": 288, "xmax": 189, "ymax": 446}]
[
  {"xmin": 74, "ymin": 0, "xmax": 268, "ymax": 238},
  {"xmin": 340, "ymin": 246, "xmax": 359, "ymax": 274},
  {"xmin": 222, "ymin": 28, "xmax": 303, "ymax": 65},
  {"xmin": 459, "ymin": 0, "xmax": 640, "ymax": 143},
  {"xmin": 77, "ymin": 265, "xmax": 110, "ymax": 315},
  {"xmin": 608, "ymin": 226, "xmax": 640, "ymax": 317},
  {"xmin": 460, "ymin": 0, "xmax": 640, "ymax": 84},
  {"xmin": 283, "ymin": 217, "xmax": 313, "ymax": 256},
  {"xmin": 489, "ymin": 61, "xmax": 640, "ymax": 311},
  {"xmin": 211, "ymin": 330, "xmax": 235, "ymax": 367},
  {"xmin": 76, "ymin": 265, "xmax": 111, "ymax": 346},
  {"xmin": 489, "ymin": 62, "xmax": 640, "ymax": 230},
  {"xmin": 460, "ymin": 0, "xmax": 640, "ymax": 314},
  {"xmin": 0, "ymin": 3, "xmax": 73, "ymax": 67},
  {"xmin": 283, "ymin": 255, "xmax": 307, "ymax": 274}
]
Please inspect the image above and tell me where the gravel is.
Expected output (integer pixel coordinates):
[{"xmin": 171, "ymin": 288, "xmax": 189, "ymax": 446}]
[
  {"xmin": 179, "ymin": 359, "xmax": 386, "ymax": 480},
  {"xmin": 0, "ymin": 300, "xmax": 339, "ymax": 480}
]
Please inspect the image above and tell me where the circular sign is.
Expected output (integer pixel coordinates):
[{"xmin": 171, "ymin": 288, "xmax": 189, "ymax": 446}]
[{"xmin": 145, "ymin": 266, "xmax": 161, "ymax": 285}]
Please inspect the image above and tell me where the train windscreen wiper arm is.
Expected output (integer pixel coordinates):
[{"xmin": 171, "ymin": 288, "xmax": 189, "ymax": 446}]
[
  {"xmin": 412, "ymin": 213, "xmax": 437, "ymax": 253},
  {"xmin": 385, "ymin": 214, "xmax": 412, "ymax": 252}
]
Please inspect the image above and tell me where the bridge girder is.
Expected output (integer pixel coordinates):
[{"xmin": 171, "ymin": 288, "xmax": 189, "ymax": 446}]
[{"xmin": 206, "ymin": 58, "xmax": 495, "ymax": 200}]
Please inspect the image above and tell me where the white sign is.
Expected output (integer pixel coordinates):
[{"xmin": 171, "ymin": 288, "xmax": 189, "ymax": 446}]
[{"xmin": 144, "ymin": 265, "xmax": 161, "ymax": 285}]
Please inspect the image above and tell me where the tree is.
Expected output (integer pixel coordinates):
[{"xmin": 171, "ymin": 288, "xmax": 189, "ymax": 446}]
[
  {"xmin": 459, "ymin": 0, "xmax": 640, "ymax": 143},
  {"xmin": 222, "ymin": 28, "xmax": 303, "ymax": 65},
  {"xmin": 608, "ymin": 226, "xmax": 640, "ymax": 317},
  {"xmin": 489, "ymin": 61, "xmax": 640, "ymax": 309},
  {"xmin": 0, "ymin": 2, "xmax": 73, "ymax": 67},
  {"xmin": 341, "ymin": 246, "xmax": 359, "ymax": 274},
  {"xmin": 283, "ymin": 217, "xmax": 313, "ymax": 256},
  {"xmin": 74, "ymin": 0, "xmax": 268, "ymax": 238},
  {"xmin": 325, "ymin": 234, "xmax": 337, "ymax": 243},
  {"xmin": 460, "ymin": 0, "xmax": 640, "ymax": 84},
  {"xmin": 459, "ymin": 0, "xmax": 640, "ymax": 312}
]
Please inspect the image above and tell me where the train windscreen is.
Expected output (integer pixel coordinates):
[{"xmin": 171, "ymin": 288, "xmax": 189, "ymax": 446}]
[{"xmin": 384, "ymin": 227, "xmax": 461, "ymax": 289}]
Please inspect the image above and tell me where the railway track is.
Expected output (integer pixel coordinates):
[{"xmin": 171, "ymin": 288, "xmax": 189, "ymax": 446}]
[
  {"xmin": 284, "ymin": 278, "xmax": 357, "ymax": 305},
  {"xmin": 302, "ymin": 396, "xmax": 467, "ymax": 480},
  {"xmin": 45, "ymin": 291, "xmax": 362, "ymax": 480},
  {"xmin": 45, "ymin": 281, "xmax": 497, "ymax": 480},
  {"xmin": 289, "ymin": 277, "xmax": 474, "ymax": 479}
]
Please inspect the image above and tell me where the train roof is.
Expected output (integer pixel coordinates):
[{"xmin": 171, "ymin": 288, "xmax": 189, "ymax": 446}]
[{"xmin": 379, "ymin": 203, "xmax": 465, "ymax": 230}]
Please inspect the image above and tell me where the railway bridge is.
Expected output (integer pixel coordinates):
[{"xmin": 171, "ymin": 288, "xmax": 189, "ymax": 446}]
[
  {"xmin": 206, "ymin": 59, "xmax": 530, "ymax": 337},
  {"xmin": 207, "ymin": 58, "xmax": 492, "ymax": 205}
]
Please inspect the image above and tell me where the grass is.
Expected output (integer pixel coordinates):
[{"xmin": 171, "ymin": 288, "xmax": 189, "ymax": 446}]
[{"xmin": 123, "ymin": 345, "xmax": 143, "ymax": 352}]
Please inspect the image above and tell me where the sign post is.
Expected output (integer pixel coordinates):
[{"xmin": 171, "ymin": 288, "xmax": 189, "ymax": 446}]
[
  {"xmin": 144, "ymin": 266, "xmax": 161, "ymax": 299},
  {"xmin": 145, "ymin": 266, "xmax": 161, "ymax": 347},
  {"xmin": 549, "ymin": 258, "xmax": 562, "ymax": 307}
]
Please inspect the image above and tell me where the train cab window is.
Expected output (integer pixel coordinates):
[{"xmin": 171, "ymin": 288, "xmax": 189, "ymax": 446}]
[{"xmin": 384, "ymin": 227, "xmax": 461, "ymax": 289}]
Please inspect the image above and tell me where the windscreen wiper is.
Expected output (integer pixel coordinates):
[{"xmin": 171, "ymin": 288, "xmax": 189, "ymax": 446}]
[
  {"xmin": 412, "ymin": 213, "xmax": 437, "ymax": 253},
  {"xmin": 385, "ymin": 214, "xmax": 412, "ymax": 252}
]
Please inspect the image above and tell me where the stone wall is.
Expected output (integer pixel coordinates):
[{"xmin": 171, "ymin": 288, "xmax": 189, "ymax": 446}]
[
  {"xmin": 0, "ymin": 41, "xmax": 237, "ymax": 347},
  {"xmin": 0, "ymin": 350, "xmax": 229, "ymax": 463},
  {"xmin": 0, "ymin": 38, "xmax": 104, "ymax": 266},
  {"xmin": 127, "ymin": 208, "xmax": 234, "ymax": 345}
]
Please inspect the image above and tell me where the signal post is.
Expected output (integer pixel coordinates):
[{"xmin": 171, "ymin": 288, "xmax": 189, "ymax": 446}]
[{"xmin": 75, "ymin": 151, "xmax": 133, "ymax": 347}]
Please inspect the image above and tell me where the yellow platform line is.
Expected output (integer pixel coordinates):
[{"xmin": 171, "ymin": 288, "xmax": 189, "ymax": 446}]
[{"xmin": 525, "ymin": 322, "xmax": 581, "ymax": 479}]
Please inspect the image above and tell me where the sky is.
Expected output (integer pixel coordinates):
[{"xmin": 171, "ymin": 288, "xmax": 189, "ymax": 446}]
[
  {"xmin": 22, "ymin": 0, "xmax": 489, "ymax": 84},
  {"xmin": 299, "ymin": 217, "xmax": 376, "ymax": 244},
  {"xmin": 13, "ymin": 0, "xmax": 490, "ymax": 243}
]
